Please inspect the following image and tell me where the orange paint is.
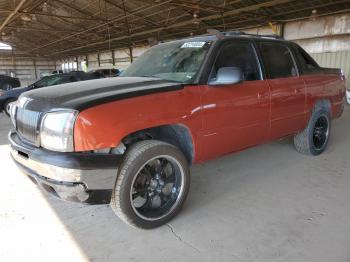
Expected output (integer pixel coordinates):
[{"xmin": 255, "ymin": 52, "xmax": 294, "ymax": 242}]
[{"xmin": 74, "ymin": 73, "xmax": 345, "ymax": 163}]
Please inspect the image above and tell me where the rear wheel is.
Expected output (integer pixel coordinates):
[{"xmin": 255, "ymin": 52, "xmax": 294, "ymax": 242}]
[
  {"xmin": 294, "ymin": 109, "xmax": 331, "ymax": 155},
  {"xmin": 111, "ymin": 140, "xmax": 190, "ymax": 229}
]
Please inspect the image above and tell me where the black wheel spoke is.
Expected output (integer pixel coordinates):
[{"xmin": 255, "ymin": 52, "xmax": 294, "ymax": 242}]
[
  {"xmin": 132, "ymin": 188, "xmax": 148, "ymax": 199},
  {"xmin": 139, "ymin": 195, "xmax": 152, "ymax": 210},
  {"xmin": 162, "ymin": 162, "xmax": 175, "ymax": 183},
  {"xmin": 142, "ymin": 165, "xmax": 153, "ymax": 178},
  {"xmin": 160, "ymin": 193, "xmax": 167, "ymax": 203},
  {"xmin": 155, "ymin": 158, "xmax": 168, "ymax": 174},
  {"xmin": 313, "ymin": 115, "xmax": 329, "ymax": 150},
  {"xmin": 130, "ymin": 155, "xmax": 183, "ymax": 220},
  {"xmin": 164, "ymin": 174, "xmax": 176, "ymax": 184},
  {"xmin": 132, "ymin": 192, "xmax": 140, "ymax": 200}
]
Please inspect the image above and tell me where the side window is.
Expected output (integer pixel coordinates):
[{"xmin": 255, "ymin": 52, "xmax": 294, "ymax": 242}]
[
  {"xmin": 34, "ymin": 77, "xmax": 50, "ymax": 88},
  {"xmin": 56, "ymin": 76, "xmax": 76, "ymax": 85},
  {"xmin": 260, "ymin": 42, "xmax": 298, "ymax": 79},
  {"xmin": 296, "ymin": 46, "xmax": 319, "ymax": 73},
  {"xmin": 211, "ymin": 41, "xmax": 261, "ymax": 81},
  {"xmin": 45, "ymin": 76, "xmax": 61, "ymax": 86}
]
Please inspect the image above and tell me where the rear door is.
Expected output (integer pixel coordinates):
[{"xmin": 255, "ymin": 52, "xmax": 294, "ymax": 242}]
[{"xmin": 259, "ymin": 41, "xmax": 307, "ymax": 139}]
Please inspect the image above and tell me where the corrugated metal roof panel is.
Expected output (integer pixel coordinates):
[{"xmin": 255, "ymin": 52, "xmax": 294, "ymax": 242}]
[{"xmin": 0, "ymin": 0, "xmax": 349, "ymax": 57}]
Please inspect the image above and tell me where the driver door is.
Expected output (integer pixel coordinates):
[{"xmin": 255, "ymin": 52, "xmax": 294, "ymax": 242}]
[{"xmin": 199, "ymin": 40, "xmax": 270, "ymax": 161}]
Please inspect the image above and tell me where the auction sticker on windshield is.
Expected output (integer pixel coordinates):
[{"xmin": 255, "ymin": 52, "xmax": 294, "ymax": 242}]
[{"xmin": 181, "ymin": 42, "xmax": 206, "ymax": 48}]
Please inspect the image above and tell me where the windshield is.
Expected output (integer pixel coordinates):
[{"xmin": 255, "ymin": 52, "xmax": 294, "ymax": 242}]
[
  {"xmin": 33, "ymin": 75, "xmax": 74, "ymax": 88},
  {"xmin": 122, "ymin": 41, "xmax": 212, "ymax": 83}
]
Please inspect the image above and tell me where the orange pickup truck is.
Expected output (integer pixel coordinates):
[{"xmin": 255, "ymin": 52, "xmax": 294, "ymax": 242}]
[{"xmin": 9, "ymin": 31, "xmax": 346, "ymax": 228}]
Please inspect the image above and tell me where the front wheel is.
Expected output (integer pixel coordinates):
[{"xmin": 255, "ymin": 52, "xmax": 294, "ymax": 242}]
[
  {"xmin": 111, "ymin": 140, "xmax": 190, "ymax": 229},
  {"xmin": 294, "ymin": 109, "xmax": 331, "ymax": 155}
]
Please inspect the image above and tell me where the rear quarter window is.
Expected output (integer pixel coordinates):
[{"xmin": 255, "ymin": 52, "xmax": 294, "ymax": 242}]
[
  {"xmin": 259, "ymin": 42, "xmax": 298, "ymax": 79},
  {"xmin": 293, "ymin": 45, "xmax": 319, "ymax": 74}
]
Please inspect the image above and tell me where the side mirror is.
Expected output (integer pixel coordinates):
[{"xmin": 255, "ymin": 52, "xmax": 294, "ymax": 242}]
[{"xmin": 209, "ymin": 67, "xmax": 243, "ymax": 85}]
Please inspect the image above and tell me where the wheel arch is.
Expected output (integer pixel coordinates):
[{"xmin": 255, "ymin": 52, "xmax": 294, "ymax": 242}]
[
  {"xmin": 121, "ymin": 124, "xmax": 195, "ymax": 164},
  {"xmin": 312, "ymin": 99, "xmax": 331, "ymax": 114}
]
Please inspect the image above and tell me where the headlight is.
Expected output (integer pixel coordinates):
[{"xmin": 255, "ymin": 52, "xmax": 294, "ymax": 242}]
[{"xmin": 40, "ymin": 110, "xmax": 78, "ymax": 152}]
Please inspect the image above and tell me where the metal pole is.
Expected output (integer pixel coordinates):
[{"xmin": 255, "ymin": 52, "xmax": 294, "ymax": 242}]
[
  {"xmin": 11, "ymin": 49, "xmax": 16, "ymax": 76},
  {"xmin": 33, "ymin": 59, "xmax": 38, "ymax": 80},
  {"xmin": 129, "ymin": 46, "xmax": 133, "ymax": 63},
  {"xmin": 112, "ymin": 50, "xmax": 115, "ymax": 66}
]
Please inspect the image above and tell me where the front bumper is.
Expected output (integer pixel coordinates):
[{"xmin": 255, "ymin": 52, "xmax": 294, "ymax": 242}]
[{"xmin": 9, "ymin": 131, "xmax": 123, "ymax": 204}]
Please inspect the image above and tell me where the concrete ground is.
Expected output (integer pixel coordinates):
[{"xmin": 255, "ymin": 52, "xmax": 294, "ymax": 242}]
[{"xmin": 1, "ymin": 107, "xmax": 350, "ymax": 262}]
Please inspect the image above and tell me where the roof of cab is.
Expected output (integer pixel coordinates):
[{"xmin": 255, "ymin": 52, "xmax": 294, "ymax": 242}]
[
  {"xmin": 151, "ymin": 30, "xmax": 291, "ymax": 51},
  {"xmin": 159, "ymin": 30, "xmax": 287, "ymax": 46}
]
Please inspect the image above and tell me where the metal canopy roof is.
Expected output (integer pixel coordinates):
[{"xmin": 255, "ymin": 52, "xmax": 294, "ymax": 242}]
[{"xmin": 0, "ymin": 0, "xmax": 349, "ymax": 59}]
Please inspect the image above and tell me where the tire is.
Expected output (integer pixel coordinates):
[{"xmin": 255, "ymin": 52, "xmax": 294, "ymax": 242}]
[
  {"xmin": 294, "ymin": 108, "xmax": 331, "ymax": 155},
  {"xmin": 111, "ymin": 140, "xmax": 190, "ymax": 229},
  {"xmin": 3, "ymin": 99, "xmax": 16, "ymax": 117}
]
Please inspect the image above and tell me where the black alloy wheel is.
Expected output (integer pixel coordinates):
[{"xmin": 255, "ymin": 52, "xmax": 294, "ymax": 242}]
[
  {"xmin": 294, "ymin": 108, "xmax": 331, "ymax": 156},
  {"xmin": 131, "ymin": 156, "xmax": 184, "ymax": 221},
  {"xmin": 312, "ymin": 115, "xmax": 329, "ymax": 151},
  {"xmin": 111, "ymin": 140, "xmax": 190, "ymax": 229}
]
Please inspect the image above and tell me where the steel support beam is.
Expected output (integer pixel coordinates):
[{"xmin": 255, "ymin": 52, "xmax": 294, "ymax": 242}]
[
  {"xmin": 51, "ymin": 0, "xmax": 292, "ymax": 55},
  {"xmin": 29, "ymin": 0, "xmax": 174, "ymax": 52},
  {"xmin": 112, "ymin": 50, "xmax": 115, "ymax": 66},
  {"xmin": 129, "ymin": 46, "xmax": 133, "ymax": 63},
  {"xmin": 0, "ymin": 0, "xmax": 28, "ymax": 32},
  {"xmin": 33, "ymin": 59, "xmax": 38, "ymax": 79},
  {"xmin": 0, "ymin": 9, "xmax": 107, "ymax": 21}
]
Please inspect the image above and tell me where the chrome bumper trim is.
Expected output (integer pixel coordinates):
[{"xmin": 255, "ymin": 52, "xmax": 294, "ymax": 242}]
[
  {"xmin": 9, "ymin": 131, "xmax": 119, "ymax": 190},
  {"xmin": 10, "ymin": 146, "xmax": 82, "ymax": 183}
]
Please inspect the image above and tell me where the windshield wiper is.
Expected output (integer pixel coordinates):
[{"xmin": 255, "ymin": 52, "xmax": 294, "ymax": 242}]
[{"xmin": 140, "ymin": 75, "xmax": 161, "ymax": 78}]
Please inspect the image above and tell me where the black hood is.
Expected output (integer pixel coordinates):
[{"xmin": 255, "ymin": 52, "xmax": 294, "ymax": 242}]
[{"xmin": 20, "ymin": 77, "xmax": 183, "ymax": 112}]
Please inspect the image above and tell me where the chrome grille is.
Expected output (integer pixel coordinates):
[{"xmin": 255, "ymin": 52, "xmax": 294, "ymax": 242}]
[{"xmin": 16, "ymin": 108, "xmax": 41, "ymax": 146}]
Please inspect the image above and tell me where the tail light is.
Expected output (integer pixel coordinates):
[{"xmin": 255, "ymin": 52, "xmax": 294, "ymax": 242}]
[{"xmin": 340, "ymin": 69, "xmax": 345, "ymax": 81}]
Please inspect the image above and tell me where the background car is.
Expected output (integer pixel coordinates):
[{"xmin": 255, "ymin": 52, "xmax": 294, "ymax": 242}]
[
  {"xmin": 0, "ymin": 71, "xmax": 101, "ymax": 116},
  {"xmin": 0, "ymin": 75, "xmax": 21, "ymax": 91},
  {"xmin": 52, "ymin": 70, "xmax": 64, "ymax": 74},
  {"xmin": 346, "ymin": 87, "xmax": 350, "ymax": 104},
  {"xmin": 91, "ymin": 68, "xmax": 121, "ymax": 78},
  {"xmin": 40, "ymin": 69, "xmax": 64, "ymax": 78}
]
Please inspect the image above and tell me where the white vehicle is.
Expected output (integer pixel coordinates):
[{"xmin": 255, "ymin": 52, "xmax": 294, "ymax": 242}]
[{"xmin": 346, "ymin": 87, "xmax": 350, "ymax": 104}]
